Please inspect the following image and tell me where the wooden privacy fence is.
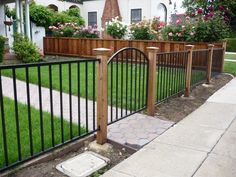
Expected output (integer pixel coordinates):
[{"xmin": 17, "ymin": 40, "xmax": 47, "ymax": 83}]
[
  {"xmin": 94, "ymin": 44, "xmax": 220, "ymax": 143},
  {"xmin": 43, "ymin": 37, "xmax": 226, "ymax": 72}
]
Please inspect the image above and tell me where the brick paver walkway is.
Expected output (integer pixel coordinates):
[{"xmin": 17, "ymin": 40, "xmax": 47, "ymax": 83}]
[{"xmin": 1, "ymin": 76, "xmax": 174, "ymax": 148}]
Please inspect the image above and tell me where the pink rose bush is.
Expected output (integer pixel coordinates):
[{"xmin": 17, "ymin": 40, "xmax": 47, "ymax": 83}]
[
  {"xmin": 162, "ymin": 16, "xmax": 196, "ymax": 41},
  {"xmin": 49, "ymin": 23, "xmax": 99, "ymax": 38}
]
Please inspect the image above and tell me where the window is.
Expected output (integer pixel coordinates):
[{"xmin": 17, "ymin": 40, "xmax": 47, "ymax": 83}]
[
  {"xmin": 69, "ymin": 5, "xmax": 79, "ymax": 9},
  {"xmin": 131, "ymin": 9, "xmax": 142, "ymax": 23},
  {"xmin": 48, "ymin": 4, "xmax": 58, "ymax": 12},
  {"xmin": 157, "ymin": 3, "xmax": 167, "ymax": 22},
  {"xmin": 88, "ymin": 12, "xmax": 97, "ymax": 26}
]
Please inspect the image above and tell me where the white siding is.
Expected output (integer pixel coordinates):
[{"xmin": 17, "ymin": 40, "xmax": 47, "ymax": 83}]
[
  {"xmin": 83, "ymin": 0, "xmax": 172, "ymax": 29},
  {"xmin": 82, "ymin": 0, "xmax": 105, "ymax": 29},
  {"xmin": 34, "ymin": 0, "xmax": 83, "ymax": 12}
]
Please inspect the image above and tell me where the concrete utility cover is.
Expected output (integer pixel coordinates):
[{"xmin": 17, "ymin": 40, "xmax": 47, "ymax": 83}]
[{"xmin": 56, "ymin": 151, "xmax": 109, "ymax": 177}]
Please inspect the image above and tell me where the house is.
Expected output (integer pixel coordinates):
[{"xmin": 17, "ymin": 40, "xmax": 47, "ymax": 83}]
[
  {"xmin": 0, "ymin": 0, "xmax": 185, "ymax": 50},
  {"xmin": 37, "ymin": 0, "xmax": 180, "ymax": 29}
]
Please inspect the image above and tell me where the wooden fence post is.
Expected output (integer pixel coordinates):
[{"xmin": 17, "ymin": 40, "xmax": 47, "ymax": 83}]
[
  {"xmin": 206, "ymin": 44, "xmax": 214, "ymax": 84},
  {"xmin": 184, "ymin": 45, "xmax": 194, "ymax": 97},
  {"xmin": 93, "ymin": 48, "xmax": 111, "ymax": 145},
  {"xmin": 146, "ymin": 47, "xmax": 159, "ymax": 116},
  {"xmin": 220, "ymin": 40, "xmax": 227, "ymax": 73}
]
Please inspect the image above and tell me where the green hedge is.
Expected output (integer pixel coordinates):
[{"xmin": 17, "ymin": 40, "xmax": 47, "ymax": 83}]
[
  {"xmin": 226, "ymin": 38, "xmax": 236, "ymax": 52},
  {"xmin": 0, "ymin": 36, "xmax": 5, "ymax": 62}
]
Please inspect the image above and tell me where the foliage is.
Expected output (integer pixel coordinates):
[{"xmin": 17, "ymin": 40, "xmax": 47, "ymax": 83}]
[
  {"xmin": 151, "ymin": 17, "xmax": 166, "ymax": 32},
  {"xmin": 162, "ymin": 16, "xmax": 195, "ymax": 41},
  {"xmin": 226, "ymin": 38, "xmax": 236, "ymax": 52},
  {"xmin": 162, "ymin": 14, "xmax": 230, "ymax": 42},
  {"xmin": 4, "ymin": 5, "xmax": 16, "ymax": 20},
  {"xmin": 182, "ymin": 0, "xmax": 236, "ymax": 23},
  {"xmin": 129, "ymin": 17, "xmax": 165, "ymax": 40},
  {"xmin": 0, "ymin": 36, "xmax": 5, "ymax": 62},
  {"xmin": 29, "ymin": 3, "xmax": 54, "ymax": 28},
  {"xmin": 5, "ymin": 4, "xmax": 84, "ymax": 28},
  {"xmin": 130, "ymin": 19, "xmax": 156, "ymax": 40},
  {"xmin": 12, "ymin": 33, "xmax": 41, "ymax": 63},
  {"xmin": 193, "ymin": 14, "xmax": 230, "ymax": 42},
  {"xmin": 74, "ymin": 25, "xmax": 100, "ymax": 38},
  {"xmin": 105, "ymin": 17, "xmax": 128, "ymax": 39},
  {"xmin": 52, "ymin": 7, "xmax": 85, "ymax": 26},
  {"xmin": 49, "ymin": 23, "xmax": 99, "ymax": 38}
]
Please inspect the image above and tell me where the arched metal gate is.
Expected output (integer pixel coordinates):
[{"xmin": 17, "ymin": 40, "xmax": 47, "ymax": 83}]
[{"xmin": 107, "ymin": 47, "xmax": 149, "ymax": 125}]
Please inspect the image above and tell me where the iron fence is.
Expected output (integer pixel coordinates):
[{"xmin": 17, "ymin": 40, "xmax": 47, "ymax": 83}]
[
  {"xmin": 156, "ymin": 51, "xmax": 188, "ymax": 103},
  {"xmin": 191, "ymin": 49, "xmax": 209, "ymax": 86},
  {"xmin": 0, "ymin": 59, "xmax": 98, "ymax": 172},
  {"xmin": 212, "ymin": 48, "xmax": 224, "ymax": 72}
]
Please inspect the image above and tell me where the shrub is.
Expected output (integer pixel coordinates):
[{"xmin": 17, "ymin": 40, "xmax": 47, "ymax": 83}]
[
  {"xmin": 0, "ymin": 36, "xmax": 5, "ymax": 62},
  {"xmin": 49, "ymin": 23, "xmax": 99, "ymax": 38},
  {"xmin": 105, "ymin": 17, "xmax": 128, "ymax": 39},
  {"xmin": 193, "ymin": 15, "xmax": 230, "ymax": 42},
  {"xmin": 13, "ymin": 33, "xmax": 41, "ymax": 63},
  {"xmin": 226, "ymin": 38, "xmax": 236, "ymax": 52},
  {"xmin": 30, "ymin": 3, "xmax": 54, "ymax": 28},
  {"xmin": 162, "ymin": 17, "xmax": 195, "ymax": 41},
  {"xmin": 52, "ymin": 7, "xmax": 85, "ymax": 26},
  {"xmin": 162, "ymin": 14, "xmax": 230, "ymax": 42},
  {"xmin": 130, "ymin": 19, "xmax": 156, "ymax": 40},
  {"xmin": 74, "ymin": 25, "xmax": 100, "ymax": 38}
]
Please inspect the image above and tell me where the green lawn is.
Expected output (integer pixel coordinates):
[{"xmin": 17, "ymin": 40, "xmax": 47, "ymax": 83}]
[
  {"xmin": 0, "ymin": 97, "xmax": 83, "ymax": 169},
  {"xmin": 1, "ymin": 62, "xmax": 206, "ymax": 110},
  {"xmin": 225, "ymin": 54, "xmax": 236, "ymax": 60},
  {"xmin": 224, "ymin": 61, "xmax": 236, "ymax": 76}
]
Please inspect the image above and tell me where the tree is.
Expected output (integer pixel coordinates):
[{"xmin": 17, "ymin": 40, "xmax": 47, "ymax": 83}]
[{"xmin": 182, "ymin": 0, "xmax": 236, "ymax": 23}]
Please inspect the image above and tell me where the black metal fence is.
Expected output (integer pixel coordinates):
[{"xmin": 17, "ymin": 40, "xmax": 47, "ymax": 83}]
[
  {"xmin": 0, "ymin": 59, "xmax": 98, "ymax": 172},
  {"xmin": 107, "ymin": 48, "xmax": 149, "ymax": 124},
  {"xmin": 191, "ymin": 49, "xmax": 208, "ymax": 86},
  {"xmin": 156, "ymin": 51, "xmax": 188, "ymax": 103},
  {"xmin": 212, "ymin": 48, "xmax": 224, "ymax": 72}
]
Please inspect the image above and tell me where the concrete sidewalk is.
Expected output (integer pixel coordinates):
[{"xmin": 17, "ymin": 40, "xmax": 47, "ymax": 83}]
[{"xmin": 102, "ymin": 78, "xmax": 236, "ymax": 177}]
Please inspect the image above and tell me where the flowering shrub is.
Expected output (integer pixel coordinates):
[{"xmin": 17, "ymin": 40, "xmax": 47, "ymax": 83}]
[
  {"xmin": 105, "ymin": 17, "xmax": 128, "ymax": 39},
  {"xmin": 163, "ymin": 11, "xmax": 230, "ymax": 42},
  {"xmin": 192, "ymin": 14, "xmax": 230, "ymax": 42},
  {"xmin": 129, "ymin": 17, "xmax": 165, "ymax": 40},
  {"xmin": 74, "ymin": 25, "xmax": 100, "ymax": 38},
  {"xmin": 130, "ymin": 19, "xmax": 156, "ymax": 40},
  {"xmin": 49, "ymin": 23, "xmax": 99, "ymax": 38},
  {"xmin": 151, "ymin": 17, "xmax": 166, "ymax": 32},
  {"xmin": 162, "ymin": 16, "xmax": 195, "ymax": 41},
  {"xmin": 183, "ymin": 0, "xmax": 236, "ymax": 23}
]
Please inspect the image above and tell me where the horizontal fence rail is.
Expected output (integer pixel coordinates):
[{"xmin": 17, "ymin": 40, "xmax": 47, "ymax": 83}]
[
  {"xmin": 0, "ymin": 59, "xmax": 99, "ymax": 172},
  {"xmin": 156, "ymin": 51, "xmax": 188, "ymax": 103},
  {"xmin": 107, "ymin": 48, "xmax": 149, "ymax": 124}
]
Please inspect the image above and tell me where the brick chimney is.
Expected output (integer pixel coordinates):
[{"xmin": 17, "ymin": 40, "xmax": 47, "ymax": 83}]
[{"xmin": 101, "ymin": 0, "xmax": 121, "ymax": 38}]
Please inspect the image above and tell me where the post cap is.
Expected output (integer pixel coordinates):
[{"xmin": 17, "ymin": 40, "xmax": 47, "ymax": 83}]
[
  {"xmin": 93, "ymin": 48, "xmax": 111, "ymax": 56},
  {"xmin": 185, "ymin": 45, "xmax": 195, "ymax": 50},
  {"xmin": 146, "ymin": 47, "xmax": 159, "ymax": 52},
  {"xmin": 208, "ymin": 44, "xmax": 214, "ymax": 48}
]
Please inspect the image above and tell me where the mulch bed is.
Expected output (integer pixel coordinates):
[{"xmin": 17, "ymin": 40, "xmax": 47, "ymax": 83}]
[{"xmin": 155, "ymin": 73, "xmax": 233, "ymax": 122}]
